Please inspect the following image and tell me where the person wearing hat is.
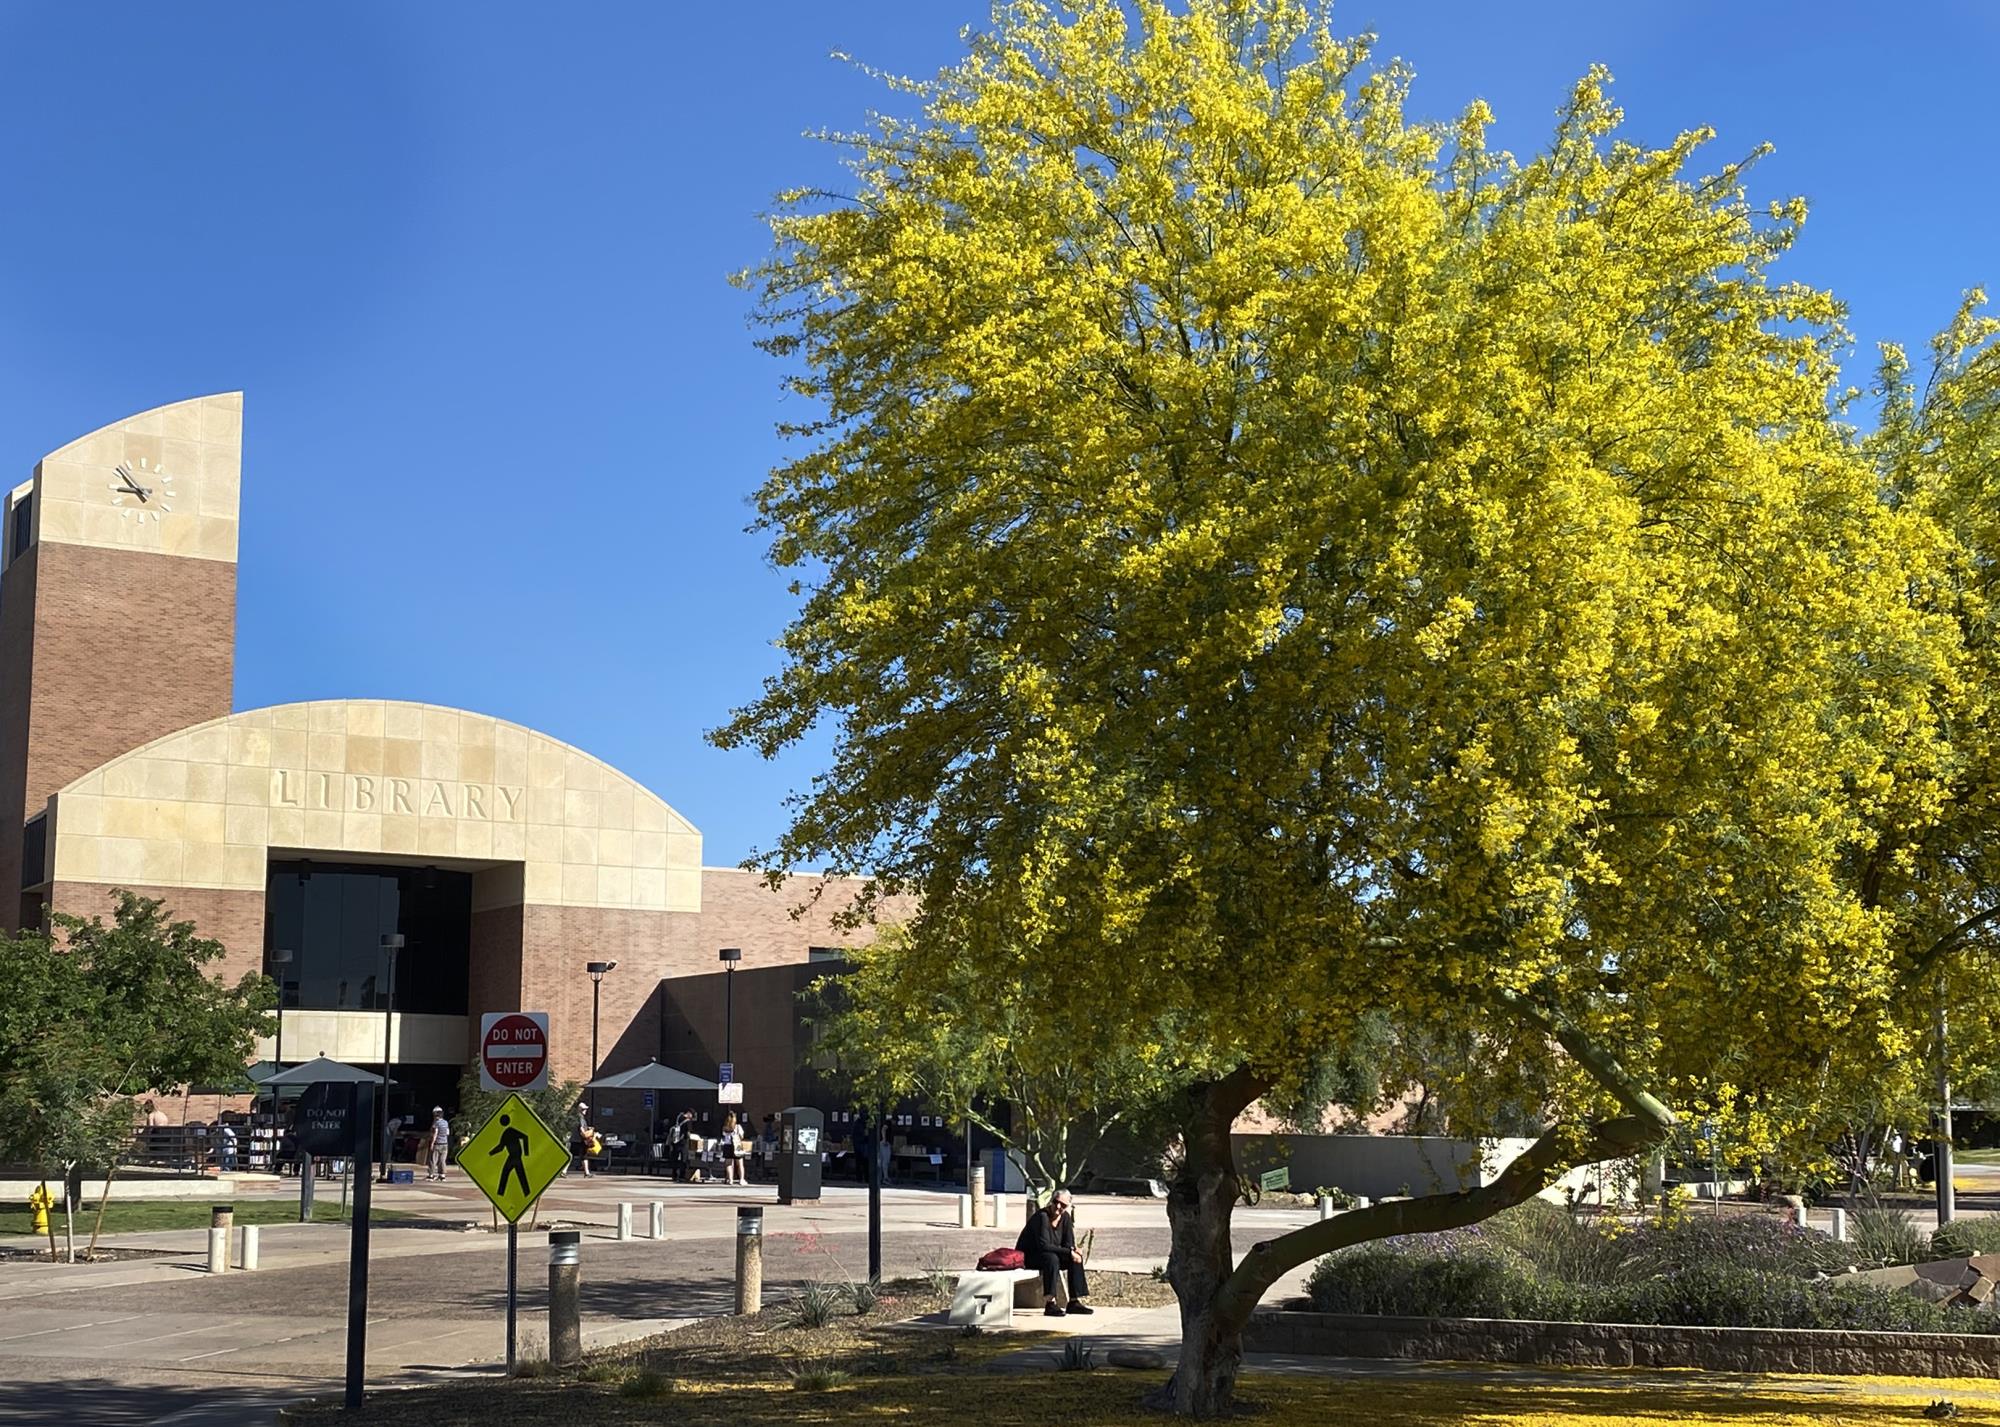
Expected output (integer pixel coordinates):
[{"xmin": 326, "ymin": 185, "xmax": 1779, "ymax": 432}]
[
  {"xmin": 425, "ymin": 1106, "xmax": 451, "ymax": 1181},
  {"xmin": 1014, "ymin": 1188, "xmax": 1092, "ymax": 1316}
]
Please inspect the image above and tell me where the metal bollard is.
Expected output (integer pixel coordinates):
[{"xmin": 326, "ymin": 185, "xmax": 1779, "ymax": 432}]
[
  {"xmin": 207, "ymin": 1227, "xmax": 229, "ymax": 1274},
  {"xmin": 616, "ymin": 1202, "xmax": 632, "ymax": 1241},
  {"xmin": 1318, "ymin": 1195, "xmax": 1334, "ymax": 1221},
  {"xmin": 1795, "ymin": 1203, "xmax": 1810, "ymax": 1231},
  {"xmin": 1830, "ymin": 1207, "xmax": 1848, "ymax": 1242},
  {"xmin": 1352, "ymin": 1195, "xmax": 1372, "ymax": 1210},
  {"xmin": 548, "ymin": 1230, "xmax": 582, "ymax": 1367},
  {"xmin": 649, "ymin": 1201, "xmax": 664, "ymax": 1240},
  {"xmin": 970, "ymin": 1164, "xmax": 988, "ymax": 1228},
  {"xmin": 211, "ymin": 1203, "xmax": 235, "ymax": 1232},
  {"xmin": 957, "ymin": 1194, "xmax": 972, "ymax": 1228},
  {"xmin": 239, "ymin": 1224, "xmax": 260, "ymax": 1271},
  {"xmin": 735, "ymin": 1207, "xmax": 763, "ymax": 1315}
]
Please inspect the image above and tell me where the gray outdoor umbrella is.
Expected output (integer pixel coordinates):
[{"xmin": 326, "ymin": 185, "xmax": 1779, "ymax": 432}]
[
  {"xmin": 584, "ymin": 1059, "xmax": 716, "ymax": 1092},
  {"xmin": 257, "ymin": 1054, "xmax": 392, "ymax": 1086}
]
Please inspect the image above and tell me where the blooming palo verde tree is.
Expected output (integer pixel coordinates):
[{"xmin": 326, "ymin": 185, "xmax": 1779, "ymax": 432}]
[{"xmin": 716, "ymin": 1, "xmax": 1960, "ymax": 1413}]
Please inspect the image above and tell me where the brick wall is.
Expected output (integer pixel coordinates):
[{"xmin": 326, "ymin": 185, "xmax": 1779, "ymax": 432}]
[
  {"xmin": 0, "ymin": 546, "xmax": 39, "ymax": 903},
  {"xmin": 25, "ymin": 541, "xmax": 235, "ymax": 811},
  {"xmin": 0, "ymin": 542, "xmax": 235, "ymax": 928},
  {"xmin": 47, "ymin": 879, "xmax": 265, "ymax": 983}
]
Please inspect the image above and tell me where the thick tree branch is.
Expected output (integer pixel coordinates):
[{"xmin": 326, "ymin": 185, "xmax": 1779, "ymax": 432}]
[
  {"xmin": 1210, "ymin": 996, "xmax": 1675, "ymax": 1323},
  {"xmin": 1212, "ymin": 1110, "xmax": 1666, "ymax": 1322},
  {"xmin": 1907, "ymin": 903, "xmax": 2000, "ymax": 985}
]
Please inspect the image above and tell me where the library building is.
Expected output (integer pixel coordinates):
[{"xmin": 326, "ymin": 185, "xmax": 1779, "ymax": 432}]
[{"xmin": 0, "ymin": 394, "xmax": 897, "ymax": 1166}]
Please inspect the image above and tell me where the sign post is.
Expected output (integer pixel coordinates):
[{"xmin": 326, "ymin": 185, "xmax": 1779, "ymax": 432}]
[
  {"xmin": 460, "ymin": 1089, "xmax": 568, "ymax": 1373},
  {"xmin": 343, "ymin": 1081, "xmax": 376, "ymax": 1413}
]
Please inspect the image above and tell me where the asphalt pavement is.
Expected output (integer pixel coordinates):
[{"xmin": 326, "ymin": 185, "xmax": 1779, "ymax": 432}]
[{"xmin": 0, "ymin": 1180, "xmax": 1293, "ymax": 1425}]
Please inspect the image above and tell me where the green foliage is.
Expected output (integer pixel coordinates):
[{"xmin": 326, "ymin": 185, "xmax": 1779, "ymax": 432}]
[
  {"xmin": 1307, "ymin": 1230, "xmax": 1991, "ymax": 1333},
  {"xmin": 0, "ymin": 893, "xmax": 273, "ymax": 1179},
  {"xmin": 1055, "ymin": 1340, "xmax": 1097, "ymax": 1372},
  {"xmin": 787, "ymin": 1362, "xmax": 851, "ymax": 1392},
  {"xmin": 1929, "ymin": 1218, "xmax": 2000, "ymax": 1261},
  {"xmin": 843, "ymin": 1278, "xmax": 882, "ymax": 1315},
  {"xmin": 784, "ymin": 1281, "xmax": 848, "ymax": 1330},
  {"xmin": 1850, "ymin": 1207, "xmax": 1930, "ymax": 1267},
  {"xmin": 616, "ymin": 1370, "xmax": 674, "ymax": 1400},
  {"xmin": 813, "ymin": 926, "xmax": 1160, "ymax": 1193}
]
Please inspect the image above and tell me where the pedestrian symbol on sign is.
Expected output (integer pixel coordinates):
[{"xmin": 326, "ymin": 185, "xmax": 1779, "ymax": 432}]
[
  {"xmin": 460, "ymin": 1093, "xmax": 567, "ymax": 1223},
  {"xmin": 492, "ymin": 1115, "xmax": 532, "ymax": 1198}
]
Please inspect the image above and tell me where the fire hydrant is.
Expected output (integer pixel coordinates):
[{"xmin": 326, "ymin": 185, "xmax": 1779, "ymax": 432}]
[{"xmin": 27, "ymin": 1184, "xmax": 54, "ymax": 1236}]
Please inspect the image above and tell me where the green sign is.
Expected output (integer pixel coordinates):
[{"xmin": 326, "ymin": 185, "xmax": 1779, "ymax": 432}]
[{"xmin": 1258, "ymin": 1167, "xmax": 1290, "ymax": 1192}]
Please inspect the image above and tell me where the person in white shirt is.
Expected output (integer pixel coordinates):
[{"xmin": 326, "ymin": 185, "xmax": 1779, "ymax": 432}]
[{"xmin": 426, "ymin": 1107, "xmax": 451, "ymax": 1181}]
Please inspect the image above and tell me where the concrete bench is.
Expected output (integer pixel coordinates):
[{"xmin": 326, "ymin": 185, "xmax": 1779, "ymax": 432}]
[{"xmin": 949, "ymin": 1268, "xmax": 1068, "ymax": 1326}]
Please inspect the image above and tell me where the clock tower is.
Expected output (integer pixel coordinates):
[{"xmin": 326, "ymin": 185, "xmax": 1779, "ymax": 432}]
[{"xmin": 0, "ymin": 394, "xmax": 242, "ymax": 924}]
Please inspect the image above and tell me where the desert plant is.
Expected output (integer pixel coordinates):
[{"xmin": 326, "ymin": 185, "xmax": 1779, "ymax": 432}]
[
  {"xmin": 510, "ymin": 1358, "xmax": 553, "ymax": 1379},
  {"xmin": 844, "ymin": 1277, "xmax": 882, "ymax": 1314},
  {"xmin": 919, "ymin": 1246, "xmax": 958, "ymax": 1300},
  {"xmin": 577, "ymin": 1363, "xmax": 624, "ymax": 1383},
  {"xmin": 1056, "ymin": 1339, "xmax": 1097, "ymax": 1372},
  {"xmin": 789, "ymin": 1361, "xmax": 852, "ymax": 1392},
  {"xmin": 784, "ymin": 1280, "xmax": 847, "ymax": 1330},
  {"xmin": 1151, "ymin": 1264, "xmax": 1171, "ymax": 1283},
  {"xmin": 618, "ymin": 1370, "xmax": 673, "ymax": 1400},
  {"xmin": 1850, "ymin": 1206, "xmax": 1928, "ymax": 1266}
]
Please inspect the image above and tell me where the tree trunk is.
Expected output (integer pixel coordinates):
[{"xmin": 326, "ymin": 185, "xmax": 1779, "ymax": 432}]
[
  {"xmin": 89, "ymin": 1157, "xmax": 120, "ymax": 1256},
  {"xmin": 1151, "ymin": 1069, "xmax": 1264, "ymax": 1417}
]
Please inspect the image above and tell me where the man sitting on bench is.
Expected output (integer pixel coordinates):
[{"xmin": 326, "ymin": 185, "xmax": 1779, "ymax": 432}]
[{"xmin": 1016, "ymin": 1188, "xmax": 1093, "ymax": 1316}]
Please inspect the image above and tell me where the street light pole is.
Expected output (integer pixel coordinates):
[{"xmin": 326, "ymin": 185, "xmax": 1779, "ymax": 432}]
[
  {"xmin": 379, "ymin": 934, "xmax": 403, "ymax": 1182},
  {"xmin": 586, "ymin": 961, "xmax": 618, "ymax": 1123},
  {"xmin": 718, "ymin": 948, "xmax": 742, "ymax": 1071},
  {"xmin": 270, "ymin": 948, "xmax": 294, "ymax": 1066}
]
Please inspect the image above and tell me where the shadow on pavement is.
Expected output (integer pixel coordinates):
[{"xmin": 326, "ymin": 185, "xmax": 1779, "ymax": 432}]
[{"xmin": 0, "ymin": 1375, "xmax": 295, "ymax": 1425}]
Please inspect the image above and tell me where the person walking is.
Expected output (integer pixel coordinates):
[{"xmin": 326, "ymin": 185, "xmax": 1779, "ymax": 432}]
[
  {"xmin": 573, "ymin": 1106, "xmax": 596, "ymax": 1179},
  {"xmin": 671, "ymin": 1109, "xmax": 696, "ymax": 1183},
  {"xmin": 720, "ymin": 1112, "xmax": 745, "ymax": 1186},
  {"xmin": 425, "ymin": 1106, "xmax": 451, "ymax": 1181},
  {"xmin": 1015, "ymin": 1189, "xmax": 1093, "ymax": 1317}
]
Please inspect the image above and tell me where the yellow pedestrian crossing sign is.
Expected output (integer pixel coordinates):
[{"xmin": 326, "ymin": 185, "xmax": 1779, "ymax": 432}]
[{"xmin": 460, "ymin": 1094, "xmax": 567, "ymax": 1222}]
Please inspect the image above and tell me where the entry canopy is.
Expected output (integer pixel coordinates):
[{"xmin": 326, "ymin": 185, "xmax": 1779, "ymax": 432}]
[
  {"xmin": 257, "ymin": 1055, "xmax": 393, "ymax": 1086},
  {"xmin": 585, "ymin": 1059, "xmax": 716, "ymax": 1092}
]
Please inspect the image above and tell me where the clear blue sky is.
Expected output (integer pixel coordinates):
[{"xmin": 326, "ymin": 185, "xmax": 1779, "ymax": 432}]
[{"xmin": 0, "ymin": 3, "xmax": 1991, "ymax": 866}]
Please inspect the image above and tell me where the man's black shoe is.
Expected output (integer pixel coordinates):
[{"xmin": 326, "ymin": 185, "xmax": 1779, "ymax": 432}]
[
  {"xmin": 1044, "ymin": 1302, "xmax": 1066, "ymax": 1317},
  {"xmin": 1067, "ymin": 1302, "xmax": 1095, "ymax": 1315}
]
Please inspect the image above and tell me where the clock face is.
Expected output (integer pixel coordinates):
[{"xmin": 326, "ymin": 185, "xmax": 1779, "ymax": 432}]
[{"xmin": 108, "ymin": 457, "xmax": 174, "ymax": 522}]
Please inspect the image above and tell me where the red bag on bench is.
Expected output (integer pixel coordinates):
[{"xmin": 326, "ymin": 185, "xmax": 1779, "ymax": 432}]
[{"xmin": 977, "ymin": 1247, "xmax": 1025, "ymax": 1271}]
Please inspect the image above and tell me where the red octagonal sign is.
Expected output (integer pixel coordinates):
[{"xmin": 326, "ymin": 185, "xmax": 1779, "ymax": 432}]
[{"xmin": 480, "ymin": 1011, "xmax": 550, "ymax": 1093}]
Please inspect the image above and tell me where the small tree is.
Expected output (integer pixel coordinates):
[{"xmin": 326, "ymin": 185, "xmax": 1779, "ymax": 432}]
[
  {"xmin": 815, "ymin": 924, "xmax": 1167, "ymax": 1196},
  {"xmin": 0, "ymin": 893, "xmax": 272, "ymax": 1258}
]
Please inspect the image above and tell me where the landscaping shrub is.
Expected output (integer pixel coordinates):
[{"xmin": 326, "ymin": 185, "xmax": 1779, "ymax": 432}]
[
  {"xmin": 1305, "ymin": 1203, "xmax": 2000, "ymax": 1334},
  {"xmin": 1930, "ymin": 1217, "xmax": 2000, "ymax": 1261},
  {"xmin": 617, "ymin": 1370, "xmax": 673, "ymax": 1400},
  {"xmin": 784, "ymin": 1281, "xmax": 847, "ymax": 1329},
  {"xmin": 1850, "ymin": 1206, "xmax": 1930, "ymax": 1266}
]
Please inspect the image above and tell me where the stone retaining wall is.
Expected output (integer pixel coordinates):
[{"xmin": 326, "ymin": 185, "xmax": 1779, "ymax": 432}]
[{"xmin": 1245, "ymin": 1309, "xmax": 2000, "ymax": 1377}]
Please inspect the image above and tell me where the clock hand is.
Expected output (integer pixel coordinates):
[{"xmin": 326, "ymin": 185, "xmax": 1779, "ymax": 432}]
[{"xmin": 114, "ymin": 465, "xmax": 152, "ymax": 500}]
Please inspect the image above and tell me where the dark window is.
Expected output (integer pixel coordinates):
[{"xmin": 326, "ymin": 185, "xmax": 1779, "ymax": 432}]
[
  {"xmin": 807, "ymin": 945, "xmax": 846, "ymax": 963},
  {"xmin": 19, "ymin": 815, "xmax": 46, "ymax": 889},
  {"xmin": 9, "ymin": 495, "xmax": 29, "ymax": 558},
  {"xmin": 264, "ymin": 861, "xmax": 471, "ymax": 1015}
]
